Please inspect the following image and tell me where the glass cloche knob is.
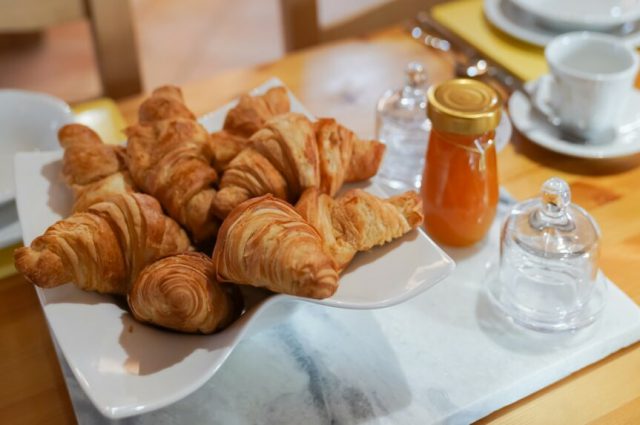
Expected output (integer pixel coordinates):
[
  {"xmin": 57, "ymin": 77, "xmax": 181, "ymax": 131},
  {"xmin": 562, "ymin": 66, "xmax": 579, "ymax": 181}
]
[
  {"xmin": 530, "ymin": 177, "xmax": 574, "ymax": 231},
  {"xmin": 489, "ymin": 177, "xmax": 606, "ymax": 332}
]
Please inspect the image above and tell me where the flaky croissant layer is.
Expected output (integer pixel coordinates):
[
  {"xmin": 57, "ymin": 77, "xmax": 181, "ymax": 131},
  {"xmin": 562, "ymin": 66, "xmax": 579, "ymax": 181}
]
[
  {"xmin": 58, "ymin": 123, "xmax": 136, "ymax": 212},
  {"xmin": 296, "ymin": 188, "xmax": 423, "ymax": 272},
  {"xmin": 126, "ymin": 85, "xmax": 219, "ymax": 242},
  {"xmin": 14, "ymin": 193, "xmax": 191, "ymax": 295},
  {"xmin": 129, "ymin": 253, "xmax": 242, "ymax": 334},
  {"xmin": 210, "ymin": 113, "xmax": 387, "ymax": 220},
  {"xmin": 213, "ymin": 195, "xmax": 339, "ymax": 299}
]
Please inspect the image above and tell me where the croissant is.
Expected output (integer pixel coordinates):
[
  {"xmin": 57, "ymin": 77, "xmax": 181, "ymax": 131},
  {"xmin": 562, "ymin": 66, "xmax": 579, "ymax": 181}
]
[
  {"xmin": 210, "ymin": 113, "xmax": 385, "ymax": 219},
  {"xmin": 296, "ymin": 188, "xmax": 423, "ymax": 271},
  {"xmin": 314, "ymin": 118, "xmax": 386, "ymax": 196},
  {"xmin": 14, "ymin": 193, "xmax": 191, "ymax": 295},
  {"xmin": 128, "ymin": 252, "xmax": 242, "ymax": 334},
  {"xmin": 71, "ymin": 171, "xmax": 137, "ymax": 213},
  {"xmin": 223, "ymin": 86, "xmax": 290, "ymax": 138},
  {"xmin": 208, "ymin": 87, "xmax": 290, "ymax": 172},
  {"xmin": 58, "ymin": 124, "xmax": 135, "ymax": 211},
  {"xmin": 208, "ymin": 130, "xmax": 252, "ymax": 173},
  {"xmin": 210, "ymin": 113, "xmax": 319, "ymax": 218},
  {"xmin": 212, "ymin": 195, "xmax": 339, "ymax": 299},
  {"xmin": 126, "ymin": 86, "xmax": 219, "ymax": 242}
]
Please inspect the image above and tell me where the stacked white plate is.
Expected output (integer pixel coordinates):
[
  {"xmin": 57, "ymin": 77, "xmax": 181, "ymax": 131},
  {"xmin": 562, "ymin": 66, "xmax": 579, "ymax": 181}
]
[
  {"xmin": 0, "ymin": 90, "xmax": 73, "ymax": 249},
  {"xmin": 484, "ymin": 0, "xmax": 640, "ymax": 46}
]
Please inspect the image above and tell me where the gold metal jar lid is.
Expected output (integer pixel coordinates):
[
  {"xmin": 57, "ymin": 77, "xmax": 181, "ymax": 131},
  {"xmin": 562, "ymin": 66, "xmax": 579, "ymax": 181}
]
[{"xmin": 427, "ymin": 79, "xmax": 501, "ymax": 135}]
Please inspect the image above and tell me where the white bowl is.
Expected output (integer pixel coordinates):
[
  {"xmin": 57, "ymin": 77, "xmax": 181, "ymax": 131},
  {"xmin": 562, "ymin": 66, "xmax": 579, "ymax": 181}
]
[{"xmin": 0, "ymin": 90, "xmax": 73, "ymax": 205}]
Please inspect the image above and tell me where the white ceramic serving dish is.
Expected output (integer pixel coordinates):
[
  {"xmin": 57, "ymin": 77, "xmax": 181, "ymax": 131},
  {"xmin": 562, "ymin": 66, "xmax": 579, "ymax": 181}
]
[
  {"xmin": 14, "ymin": 79, "xmax": 454, "ymax": 419},
  {"xmin": 484, "ymin": 0, "xmax": 640, "ymax": 47},
  {"xmin": 0, "ymin": 90, "xmax": 73, "ymax": 205},
  {"xmin": 511, "ymin": 0, "xmax": 640, "ymax": 32}
]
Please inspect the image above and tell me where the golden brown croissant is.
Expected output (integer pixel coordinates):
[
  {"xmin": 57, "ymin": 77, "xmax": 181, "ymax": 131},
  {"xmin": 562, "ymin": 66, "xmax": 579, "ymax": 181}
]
[
  {"xmin": 126, "ymin": 86, "xmax": 219, "ymax": 242},
  {"xmin": 296, "ymin": 188, "xmax": 423, "ymax": 271},
  {"xmin": 223, "ymin": 86, "xmax": 290, "ymax": 138},
  {"xmin": 211, "ymin": 113, "xmax": 320, "ymax": 218},
  {"xmin": 207, "ymin": 87, "xmax": 290, "ymax": 171},
  {"xmin": 128, "ymin": 252, "xmax": 242, "ymax": 334},
  {"xmin": 210, "ymin": 114, "xmax": 386, "ymax": 219},
  {"xmin": 314, "ymin": 118, "xmax": 386, "ymax": 196},
  {"xmin": 14, "ymin": 193, "xmax": 191, "ymax": 295},
  {"xmin": 71, "ymin": 171, "xmax": 137, "ymax": 213},
  {"xmin": 212, "ymin": 195, "xmax": 339, "ymax": 299},
  {"xmin": 208, "ymin": 130, "xmax": 252, "ymax": 173},
  {"xmin": 58, "ymin": 124, "xmax": 136, "ymax": 211}
]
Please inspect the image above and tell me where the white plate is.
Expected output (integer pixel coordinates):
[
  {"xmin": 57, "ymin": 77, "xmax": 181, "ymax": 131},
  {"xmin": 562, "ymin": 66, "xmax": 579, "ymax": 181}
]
[
  {"xmin": 512, "ymin": 0, "xmax": 640, "ymax": 32},
  {"xmin": 0, "ymin": 90, "xmax": 74, "ymax": 205},
  {"xmin": 509, "ymin": 78, "xmax": 640, "ymax": 158},
  {"xmin": 484, "ymin": 0, "xmax": 640, "ymax": 47},
  {"xmin": 0, "ymin": 201, "xmax": 21, "ymax": 248},
  {"xmin": 495, "ymin": 107, "xmax": 512, "ymax": 152},
  {"xmin": 14, "ymin": 79, "xmax": 454, "ymax": 418}
]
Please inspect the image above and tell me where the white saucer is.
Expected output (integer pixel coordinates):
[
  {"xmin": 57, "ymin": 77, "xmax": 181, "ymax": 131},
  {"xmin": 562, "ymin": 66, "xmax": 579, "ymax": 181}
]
[
  {"xmin": 509, "ymin": 79, "xmax": 640, "ymax": 159},
  {"xmin": 484, "ymin": 0, "xmax": 640, "ymax": 47},
  {"xmin": 511, "ymin": 0, "xmax": 640, "ymax": 32}
]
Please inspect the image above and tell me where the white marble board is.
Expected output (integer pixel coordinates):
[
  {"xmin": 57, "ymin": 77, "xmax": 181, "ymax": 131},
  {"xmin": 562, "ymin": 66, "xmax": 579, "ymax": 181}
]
[{"xmin": 62, "ymin": 201, "xmax": 640, "ymax": 424}]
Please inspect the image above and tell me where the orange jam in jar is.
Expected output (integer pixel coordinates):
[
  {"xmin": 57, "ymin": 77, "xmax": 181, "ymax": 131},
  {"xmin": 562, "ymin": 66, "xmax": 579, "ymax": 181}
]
[{"xmin": 421, "ymin": 79, "xmax": 501, "ymax": 247}]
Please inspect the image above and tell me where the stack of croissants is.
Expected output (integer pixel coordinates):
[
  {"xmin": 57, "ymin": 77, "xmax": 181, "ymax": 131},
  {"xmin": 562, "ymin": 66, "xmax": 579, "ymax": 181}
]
[{"xmin": 14, "ymin": 85, "xmax": 423, "ymax": 334}]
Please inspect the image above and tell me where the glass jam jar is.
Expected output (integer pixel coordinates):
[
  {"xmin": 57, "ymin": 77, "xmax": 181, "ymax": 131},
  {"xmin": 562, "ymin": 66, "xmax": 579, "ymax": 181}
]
[{"xmin": 421, "ymin": 79, "xmax": 501, "ymax": 247}]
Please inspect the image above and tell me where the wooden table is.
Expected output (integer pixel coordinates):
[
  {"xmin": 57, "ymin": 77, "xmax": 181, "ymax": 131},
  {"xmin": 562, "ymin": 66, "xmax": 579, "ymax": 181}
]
[{"xmin": 2, "ymin": 27, "xmax": 640, "ymax": 425}]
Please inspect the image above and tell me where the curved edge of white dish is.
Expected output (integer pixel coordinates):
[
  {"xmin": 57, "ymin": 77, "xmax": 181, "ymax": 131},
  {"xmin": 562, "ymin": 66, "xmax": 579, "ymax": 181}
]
[
  {"xmin": 483, "ymin": 0, "xmax": 552, "ymax": 46},
  {"xmin": 511, "ymin": 0, "xmax": 640, "ymax": 30},
  {"xmin": 0, "ymin": 89, "xmax": 73, "ymax": 205},
  {"xmin": 300, "ymin": 228, "xmax": 455, "ymax": 310},
  {"xmin": 484, "ymin": 0, "xmax": 640, "ymax": 47},
  {"xmin": 508, "ymin": 80, "xmax": 640, "ymax": 159},
  {"xmin": 496, "ymin": 108, "xmax": 513, "ymax": 152},
  {"xmin": 0, "ymin": 88, "xmax": 73, "ymax": 109},
  {"xmin": 90, "ymin": 294, "xmax": 298, "ymax": 419}
]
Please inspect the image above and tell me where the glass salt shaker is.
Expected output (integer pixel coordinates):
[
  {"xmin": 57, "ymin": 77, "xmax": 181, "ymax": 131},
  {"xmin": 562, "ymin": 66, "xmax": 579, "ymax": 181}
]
[
  {"xmin": 489, "ymin": 177, "xmax": 606, "ymax": 332},
  {"xmin": 375, "ymin": 62, "xmax": 431, "ymax": 191}
]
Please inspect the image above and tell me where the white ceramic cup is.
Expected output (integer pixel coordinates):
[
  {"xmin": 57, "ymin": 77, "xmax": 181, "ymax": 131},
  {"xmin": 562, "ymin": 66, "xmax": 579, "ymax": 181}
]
[{"xmin": 539, "ymin": 32, "xmax": 640, "ymax": 141}]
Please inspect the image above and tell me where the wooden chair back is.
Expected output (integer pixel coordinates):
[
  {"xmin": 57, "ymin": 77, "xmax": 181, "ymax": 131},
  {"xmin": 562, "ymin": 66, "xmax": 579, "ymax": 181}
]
[
  {"xmin": 0, "ymin": 0, "xmax": 141, "ymax": 98},
  {"xmin": 280, "ymin": 0, "xmax": 430, "ymax": 51}
]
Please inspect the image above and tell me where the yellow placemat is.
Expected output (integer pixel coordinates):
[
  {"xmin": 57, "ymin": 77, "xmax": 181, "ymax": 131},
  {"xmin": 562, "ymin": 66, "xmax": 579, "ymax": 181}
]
[
  {"xmin": 73, "ymin": 98, "xmax": 126, "ymax": 145},
  {"xmin": 431, "ymin": 0, "xmax": 548, "ymax": 82},
  {"xmin": 0, "ymin": 98, "xmax": 125, "ymax": 280},
  {"xmin": 0, "ymin": 244, "xmax": 18, "ymax": 279}
]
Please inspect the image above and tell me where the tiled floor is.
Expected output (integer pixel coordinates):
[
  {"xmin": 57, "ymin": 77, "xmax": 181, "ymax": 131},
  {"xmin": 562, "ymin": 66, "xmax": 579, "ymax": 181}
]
[{"xmin": 0, "ymin": 0, "xmax": 388, "ymax": 103}]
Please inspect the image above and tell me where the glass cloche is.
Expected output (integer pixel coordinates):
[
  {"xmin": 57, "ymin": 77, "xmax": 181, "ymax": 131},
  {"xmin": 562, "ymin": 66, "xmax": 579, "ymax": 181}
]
[{"xmin": 489, "ymin": 177, "xmax": 606, "ymax": 332}]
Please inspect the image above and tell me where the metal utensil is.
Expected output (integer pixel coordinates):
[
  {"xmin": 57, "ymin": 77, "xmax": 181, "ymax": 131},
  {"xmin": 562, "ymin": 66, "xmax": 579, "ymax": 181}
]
[
  {"xmin": 413, "ymin": 11, "xmax": 524, "ymax": 95},
  {"xmin": 408, "ymin": 25, "xmax": 489, "ymax": 78}
]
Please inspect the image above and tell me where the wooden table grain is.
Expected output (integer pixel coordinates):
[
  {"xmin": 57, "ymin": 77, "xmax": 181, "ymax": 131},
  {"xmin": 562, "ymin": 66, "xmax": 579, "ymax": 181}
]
[{"xmin": 2, "ymin": 27, "xmax": 640, "ymax": 425}]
